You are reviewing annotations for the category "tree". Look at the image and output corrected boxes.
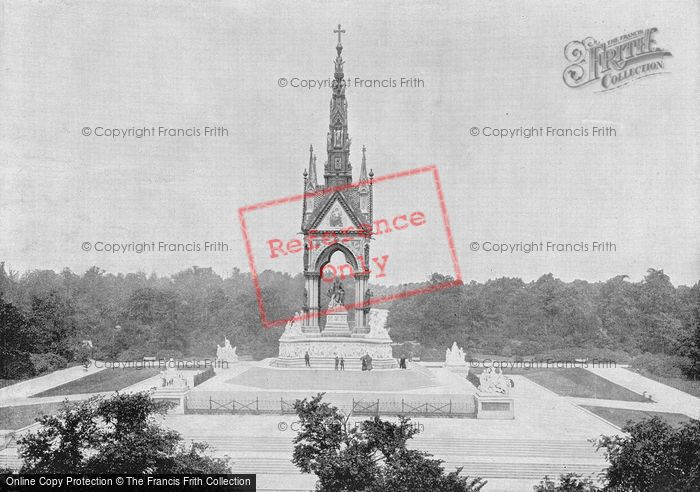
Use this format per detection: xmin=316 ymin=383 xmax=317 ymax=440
xmin=534 ymin=473 xmax=600 ymax=491
xmin=595 ymin=417 xmax=700 ymax=491
xmin=292 ymin=393 xmax=485 ymax=492
xmin=27 ymin=290 xmax=76 ymax=359
xmin=679 ymin=282 xmax=700 ymax=379
xmin=18 ymin=392 xmax=230 ymax=474
xmin=0 ymin=296 xmax=35 ymax=379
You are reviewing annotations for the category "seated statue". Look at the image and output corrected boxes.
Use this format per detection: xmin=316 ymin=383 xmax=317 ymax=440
xmin=327 ymin=278 xmax=345 ymax=308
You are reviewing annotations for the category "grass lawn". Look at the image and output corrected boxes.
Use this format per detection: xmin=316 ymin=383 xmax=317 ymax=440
xmin=30 ymin=368 xmax=160 ymax=398
xmin=0 ymin=402 xmax=65 ymax=430
xmin=582 ymin=405 xmax=694 ymax=428
xmin=513 ymin=368 xmax=649 ymax=401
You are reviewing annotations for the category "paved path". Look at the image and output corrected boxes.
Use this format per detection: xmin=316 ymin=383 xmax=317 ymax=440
xmin=0 ymin=362 xmax=104 ymax=401
xmin=0 ymin=392 xmax=114 ymax=408
xmin=0 ymin=366 xmax=161 ymax=410
xmin=584 ymin=367 xmax=700 ymax=419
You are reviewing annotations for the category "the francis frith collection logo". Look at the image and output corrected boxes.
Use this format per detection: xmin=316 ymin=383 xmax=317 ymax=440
xmin=563 ymin=28 xmax=672 ymax=92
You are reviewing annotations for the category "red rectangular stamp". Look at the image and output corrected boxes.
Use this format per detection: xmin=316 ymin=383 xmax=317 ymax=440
xmin=238 ymin=164 xmax=461 ymax=329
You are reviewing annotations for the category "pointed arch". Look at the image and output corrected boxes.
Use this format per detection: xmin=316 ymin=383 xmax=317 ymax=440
xmin=314 ymin=242 xmax=358 ymax=273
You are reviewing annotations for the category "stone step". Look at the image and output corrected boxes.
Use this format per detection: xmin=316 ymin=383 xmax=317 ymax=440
xmin=0 ymin=440 xmax=606 ymax=479
xmin=229 ymin=457 xmax=604 ymax=480
xmin=183 ymin=436 xmax=604 ymax=459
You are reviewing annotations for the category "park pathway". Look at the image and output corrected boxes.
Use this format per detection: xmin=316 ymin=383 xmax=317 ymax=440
xmin=584 ymin=367 xmax=700 ymax=420
xmin=0 ymin=362 xmax=103 ymax=402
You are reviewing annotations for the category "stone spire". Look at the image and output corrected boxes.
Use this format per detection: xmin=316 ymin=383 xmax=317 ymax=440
xmin=360 ymin=145 xmax=368 ymax=181
xmin=307 ymin=145 xmax=317 ymax=188
xmin=325 ymin=24 xmax=352 ymax=187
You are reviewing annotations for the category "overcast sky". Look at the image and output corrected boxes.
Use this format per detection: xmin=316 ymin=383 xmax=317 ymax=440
xmin=1 ymin=0 xmax=698 ymax=286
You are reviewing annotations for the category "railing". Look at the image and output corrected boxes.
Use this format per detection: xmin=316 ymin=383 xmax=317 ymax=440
xmin=400 ymin=399 xmax=453 ymax=416
xmin=185 ymin=397 xmax=300 ymax=415
xmin=185 ymin=396 xmax=475 ymax=417
xmin=280 ymin=398 xmax=296 ymax=414
xmin=353 ymin=398 xmax=472 ymax=417
xmin=352 ymin=399 xmax=379 ymax=415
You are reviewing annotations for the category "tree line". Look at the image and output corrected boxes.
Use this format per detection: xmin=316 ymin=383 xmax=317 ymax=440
xmin=1 ymin=263 xmax=698 ymax=381
xmin=389 ymin=271 xmax=700 ymax=379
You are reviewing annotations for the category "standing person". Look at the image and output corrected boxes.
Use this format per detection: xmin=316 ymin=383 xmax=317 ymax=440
xmin=340 ymin=356 xmax=345 ymax=371
xmin=334 ymin=354 xmax=339 ymax=371
xmin=305 ymin=351 xmax=310 ymax=368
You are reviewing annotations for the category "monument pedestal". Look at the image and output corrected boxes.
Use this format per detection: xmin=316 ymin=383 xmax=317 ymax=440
xmin=323 ymin=306 xmax=352 ymax=337
xmin=475 ymin=392 xmax=515 ymax=420
xmin=275 ymin=335 xmax=397 ymax=370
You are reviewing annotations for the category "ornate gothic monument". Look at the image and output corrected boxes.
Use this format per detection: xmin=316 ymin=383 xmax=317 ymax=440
xmin=275 ymin=25 xmax=397 ymax=370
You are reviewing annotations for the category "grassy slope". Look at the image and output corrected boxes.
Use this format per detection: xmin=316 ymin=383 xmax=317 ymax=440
xmin=582 ymin=405 xmax=694 ymax=428
xmin=30 ymin=368 xmax=160 ymax=398
xmin=519 ymin=368 xmax=650 ymax=402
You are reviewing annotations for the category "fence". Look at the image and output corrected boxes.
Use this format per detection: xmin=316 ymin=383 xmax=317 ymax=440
xmin=184 ymin=396 xmax=299 ymax=415
xmin=351 ymin=398 xmax=474 ymax=417
xmin=184 ymin=394 xmax=476 ymax=418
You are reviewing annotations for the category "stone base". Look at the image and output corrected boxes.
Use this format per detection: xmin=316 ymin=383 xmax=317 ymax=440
xmin=301 ymin=325 xmax=321 ymax=335
xmin=322 ymin=309 xmax=352 ymax=337
xmin=323 ymin=324 xmax=352 ymax=337
xmin=275 ymin=335 xmax=397 ymax=370
xmin=475 ymin=392 xmax=515 ymax=420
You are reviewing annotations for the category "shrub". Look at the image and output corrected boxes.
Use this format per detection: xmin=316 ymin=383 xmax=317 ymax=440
xmin=630 ymin=353 xmax=690 ymax=378
xmin=1 ymin=353 xmax=35 ymax=379
xmin=534 ymin=473 xmax=599 ymax=491
xmin=30 ymin=353 xmax=68 ymax=375
xmin=117 ymin=346 xmax=149 ymax=361
xmin=596 ymin=417 xmax=700 ymax=491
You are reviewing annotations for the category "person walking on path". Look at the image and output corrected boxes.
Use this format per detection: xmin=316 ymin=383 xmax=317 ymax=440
xmin=334 ymin=355 xmax=339 ymax=371
xmin=340 ymin=356 xmax=345 ymax=371
xmin=305 ymin=351 xmax=310 ymax=367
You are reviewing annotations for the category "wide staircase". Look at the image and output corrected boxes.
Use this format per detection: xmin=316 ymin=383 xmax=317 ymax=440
xmin=0 ymin=430 xmax=607 ymax=486
xmin=151 ymin=385 xmax=189 ymax=403
xmin=178 ymin=433 xmax=607 ymax=484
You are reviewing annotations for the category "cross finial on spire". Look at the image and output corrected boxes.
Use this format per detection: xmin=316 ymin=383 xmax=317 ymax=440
xmin=334 ymin=24 xmax=346 ymax=45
